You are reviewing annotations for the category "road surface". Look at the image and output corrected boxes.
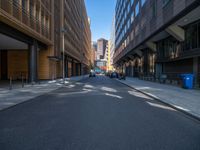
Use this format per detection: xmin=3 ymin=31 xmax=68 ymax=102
xmin=0 ymin=76 xmax=200 ymax=150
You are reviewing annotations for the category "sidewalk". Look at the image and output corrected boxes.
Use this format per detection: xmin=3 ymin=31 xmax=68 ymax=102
xmin=0 ymin=75 xmax=88 ymax=111
xmin=117 ymin=77 xmax=200 ymax=119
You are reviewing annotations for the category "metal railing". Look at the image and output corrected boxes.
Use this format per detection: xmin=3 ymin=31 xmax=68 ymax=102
xmin=0 ymin=0 xmax=51 ymax=40
xmin=8 ymin=72 xmax=28 ymax=90
xmin=138 ymin=72 xmax=183 ymax=85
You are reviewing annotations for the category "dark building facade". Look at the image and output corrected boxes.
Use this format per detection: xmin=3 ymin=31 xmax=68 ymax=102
xmin=91 ymin=41 xmax=97 ymax=66
xmin=97 ymin=38 xmax=108 ymax=60
xmin=114 ymin=0 xmax=200 ymax=88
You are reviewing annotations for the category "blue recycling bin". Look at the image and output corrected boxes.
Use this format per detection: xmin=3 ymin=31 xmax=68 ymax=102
xmin=180 ymin=74 xmax=194 ymax=89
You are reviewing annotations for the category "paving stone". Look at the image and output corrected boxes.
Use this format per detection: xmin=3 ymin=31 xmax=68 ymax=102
xmin=117 ymin=77 xmax=200 ymax=119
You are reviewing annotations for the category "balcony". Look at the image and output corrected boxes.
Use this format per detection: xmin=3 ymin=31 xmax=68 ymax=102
xmin=0 ymin=0 xmax=51 ymax=40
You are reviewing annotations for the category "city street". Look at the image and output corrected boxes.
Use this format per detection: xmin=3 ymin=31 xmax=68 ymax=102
xmin=0 ymin=76 xmax=199 ymax=150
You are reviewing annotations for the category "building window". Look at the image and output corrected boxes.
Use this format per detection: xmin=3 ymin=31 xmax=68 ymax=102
xmin=157 ymin=37 xmax=181 ymax=59
xmin=131 ymin=30 xmax=134 ymax=41
xmin=123 ymin=1 xmax=126 ymax=10
xmin=128 ymin=2 xmax=130 ymax=13
xmin=141 ymin=0 xmax=146 ymax=6
xmin=13 ymin=0 xmax=19 ymax=6
xmin=162 ymin=0 xmax=171 ymax=7
xmin=135 ymin=1 xmax=140 ymax=16
xmin=127 ymin=36 xmax=130 ymax=45
xmin=198 ymin=22 xmax=200 ymax=48
xmin=135 ymin=24 xmax=139 ymax=36
xmin=185 ymin=23 xmax=198 ymax=50
xmin=128 ymin=19 xmax=131 ymax=29
xmin=131 ymin=12 xmax=134 ymax=23
xmin=22 ymin=0 xmax=27 ymax=11
xmin=29 ymin=1 xmax=34 ymax=18
xmin=131 ymin=0 xmax=134 ymax=6
xmin=141 ymin=17 xmax=146 ymax=29
xmin=152 ymin=0 xmax=157 ymax=18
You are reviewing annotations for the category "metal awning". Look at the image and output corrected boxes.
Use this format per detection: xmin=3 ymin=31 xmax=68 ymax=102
xmin=48 ymin=56 xmax=62 ymax=62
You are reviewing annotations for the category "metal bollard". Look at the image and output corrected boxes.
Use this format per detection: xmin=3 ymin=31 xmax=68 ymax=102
xmin=22 ymin=76 xmax=24 ymax=88
xmin=9 ymin=76 xmax=12 ymax=90
xmin=26 ymin=75 xmax=28 ymax=84
xmin=52 ymin=75 xmax=54 ymax=81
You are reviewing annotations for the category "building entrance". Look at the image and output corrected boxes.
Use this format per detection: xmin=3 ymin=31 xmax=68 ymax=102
xmin=0 ymin=33 xmax=29 ymax=82
xmin=0 ymin=51 xmax=8 ymax=80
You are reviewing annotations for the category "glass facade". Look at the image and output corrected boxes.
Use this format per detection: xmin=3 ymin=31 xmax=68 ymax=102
xmin=135 ymin=2 xmax=140 ymax=16
xmin=115 ymin=0 xmax=148 ymax=55
xmin=152 ymin=0 xmax=157 ymax=18
xmin=156 ymin=20 xmax=200 ymax=61
xmin=141 ymin=0 xmax=146 ymax=6
xmin=162 ymin=0 xmax=171 ymax=7
xmin=157 ymin=37 xmax=181 ymax=60
xmin=185 ymin=23 xmax=199 ymax=50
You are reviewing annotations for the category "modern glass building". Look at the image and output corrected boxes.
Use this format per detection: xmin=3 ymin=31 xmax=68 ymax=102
xmin=97 ymin=38 xmax=108 ymax=60
xmin=114 ymin=0 xmax=200 ymax=88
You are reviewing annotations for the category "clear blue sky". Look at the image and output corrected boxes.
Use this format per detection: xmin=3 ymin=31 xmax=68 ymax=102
xmin=85 ymin=0 xmax=116 ymax=42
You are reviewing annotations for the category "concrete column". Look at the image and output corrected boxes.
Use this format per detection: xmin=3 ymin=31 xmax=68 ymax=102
xmin=155 ymin=63 xmax=162 ymax=78
xmin=65 ymin=56 xmax=68 ymax=78
xmin=29 ymin=40 xmax=38 ymax=83
xmin=71 ymin=60 xmax=74 ymax=77
xmin=132 ymin=64 xmax=134 ymax=77
xmin=193 ymin=57 xmax=198 ymax=88
xmin=65 ymin=57 xmax=69 ymax=78
xmin=122 ymin=64 xmax=125 ymax=74
xmin=125 ymin=66 xmax=128 ymax=76
xmin=144 ymin=50 xmax=148 ymax=76
xmin=124 ymin=63 xmax=127 ymax=74
xmin=76 ymin=63 xmax=79 ymax=76
xmin=80 ymin=63 xmax=82 ymax=76
xmin=129 ymin=64 xmax=132 ymax=76
xmin=120 ymin=64 xmax=122 ymax=73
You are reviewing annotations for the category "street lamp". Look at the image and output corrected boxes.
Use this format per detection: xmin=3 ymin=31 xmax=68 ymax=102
xmin=61 ymin=28 xmax=67 ymax=84
xmin=81 ymin=52 xmax=85 ymax=79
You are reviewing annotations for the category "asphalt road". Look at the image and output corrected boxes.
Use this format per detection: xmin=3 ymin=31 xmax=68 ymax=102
xmin=0 ymin=75 xmax=200 ymax=150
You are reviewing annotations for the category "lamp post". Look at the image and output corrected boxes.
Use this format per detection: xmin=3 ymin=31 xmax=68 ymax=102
xmin=61 ymin=28 xmax=67 ymax=84
xmin=81 ymin=52 xmax=85 ymax=79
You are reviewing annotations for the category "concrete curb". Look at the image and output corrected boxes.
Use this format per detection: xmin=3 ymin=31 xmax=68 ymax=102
xmin=116 ymin=79 xmax=200 ymax=123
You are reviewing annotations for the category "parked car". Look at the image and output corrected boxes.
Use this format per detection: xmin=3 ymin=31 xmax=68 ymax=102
xmin=89 ymin=71 xmax=96 ymax=77
xmin=110 ymin=72 xmax=118 ymax=78
xmin=119 ymin=73 xmax=126 ymax=80
xmin=106 ymin=71 xmax=111 ymax=77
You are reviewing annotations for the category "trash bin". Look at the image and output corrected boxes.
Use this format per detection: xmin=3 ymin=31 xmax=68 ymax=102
xmin=180 ymin=74 xmax=194 ymax=89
